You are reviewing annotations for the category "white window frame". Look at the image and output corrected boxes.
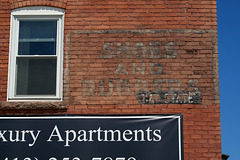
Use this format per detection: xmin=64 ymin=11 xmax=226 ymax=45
xmin=8 ymin=6 xmax=65 ymax=101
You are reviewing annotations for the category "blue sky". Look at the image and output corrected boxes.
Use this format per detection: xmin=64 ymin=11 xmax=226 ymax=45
xmin=217 ymin=0 xmax=240 ymax=159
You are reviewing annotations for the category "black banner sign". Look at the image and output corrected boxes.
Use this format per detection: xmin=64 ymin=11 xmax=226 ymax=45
xmin=0 ymin=114 xmax=183 ymax=160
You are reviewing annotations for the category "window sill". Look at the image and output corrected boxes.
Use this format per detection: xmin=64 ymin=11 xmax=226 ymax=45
xmin=0 ymin=101 xmax=67 ymax=110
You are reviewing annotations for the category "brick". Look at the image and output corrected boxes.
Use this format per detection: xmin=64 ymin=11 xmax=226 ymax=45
xmin=0 ymin=0 xmax=220 ymax=159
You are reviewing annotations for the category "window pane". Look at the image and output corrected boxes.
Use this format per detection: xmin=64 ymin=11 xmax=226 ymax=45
xmin=16 ymin=58 xmax=57 ymax=95
xmin=18 ymin=42 xmax=56 ymax=55
xmin=18 ymin=21 xmax=57 ymax=55
xmin=19 ymin=21 xmax=57 ymax=39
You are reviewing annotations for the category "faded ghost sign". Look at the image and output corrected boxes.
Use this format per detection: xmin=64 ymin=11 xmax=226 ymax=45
xmin=68 ymin=30 xmax=205 ymax=105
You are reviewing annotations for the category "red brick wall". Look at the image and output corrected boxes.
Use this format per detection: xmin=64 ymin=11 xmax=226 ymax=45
xmin=0 ymin=0 xmax=221 ymax=160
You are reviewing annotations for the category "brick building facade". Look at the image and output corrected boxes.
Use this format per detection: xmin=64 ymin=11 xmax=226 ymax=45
xmin=0 ymin=0 xmax=221 ymax=159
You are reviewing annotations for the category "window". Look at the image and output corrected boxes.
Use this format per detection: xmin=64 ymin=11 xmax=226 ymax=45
xmin=8 ymin=7 xmax=64 ymax=101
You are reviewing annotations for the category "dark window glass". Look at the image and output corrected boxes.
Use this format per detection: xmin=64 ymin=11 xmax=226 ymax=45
xmin=16 ymin=58 xmax=57 ymax=95
xmin=18 ymin=21 xmax=57 ymax=55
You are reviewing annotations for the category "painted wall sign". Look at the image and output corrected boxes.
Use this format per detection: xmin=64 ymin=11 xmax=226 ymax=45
xmin=0 ymin=115 xmax=183 ymax=160
xmin=65 ymin=30 xmax=214 ymax=105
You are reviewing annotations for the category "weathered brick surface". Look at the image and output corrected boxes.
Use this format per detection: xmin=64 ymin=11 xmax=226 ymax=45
xmin=66 ymin=30 xmax=218 ymax=107
xmin=0 ymin=0 xmax=221 ymax=160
